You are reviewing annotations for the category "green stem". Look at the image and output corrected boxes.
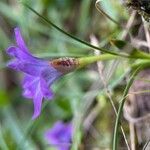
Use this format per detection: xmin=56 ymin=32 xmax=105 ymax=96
xmin=95 ymin=0 xmax=121 ymax=28
xmin=131 ymin=60 xmax=150 ymax=69
xmin=78 ymin=54 xmax=117 ymax=67
xmin=22 ymin=2 xmax=129 ymax=58
xmin=112 ymin=67 xmax=140 ymax=150
xmin=22 ymin=2 xmax=150 ymax=60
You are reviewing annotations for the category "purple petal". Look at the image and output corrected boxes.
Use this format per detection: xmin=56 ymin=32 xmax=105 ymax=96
xmin=40 ymin=77 xmax=54 ymax=99
xmin=14 ymin=27 xmax=29 ymax=52
xmin=22 ymin=75 xmax=54 ymax=119
xmin=6 ymin=27 xmax=65 ymax=119
xmin=41 ymin=67 xmax=62 ymax=85
xmin=7 ymin=46 xmax=53 ymax=77
xmin=22 ymin=89 xmax=32 ymax=99
xmin=18 ymin=62 xmax=45 ymax=76
xmin=7 ymin=59 xmax=20 ymax=71
xmin=8 ymin=60 xmax=48 ymax=76
xmin=23 ymin=75 xmax=54 ymax=99
xmin=22 ymin=75 xmax=36 ymax=88
xmin=6 ymin=46 xmax=41 ymax=63
xmin=44 ymin=121 xmax=72 ymax=150
xmin=32 ymin=87 xmax=43 ymax=119
xmin=22 ymin=76 xmax=39 ymax=97
xmin=6 ymin=46 xmax=17 ymax=57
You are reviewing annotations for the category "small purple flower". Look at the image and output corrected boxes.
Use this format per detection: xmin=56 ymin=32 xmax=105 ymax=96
xmin=44 ymin=121 xmax=72 ymax=150
xmin=6 ymin=28 xmax=64 ymax=119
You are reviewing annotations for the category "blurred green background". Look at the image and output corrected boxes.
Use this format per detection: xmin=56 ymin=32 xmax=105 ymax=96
xmin=0 ymin=0 xmax=131 ymax=149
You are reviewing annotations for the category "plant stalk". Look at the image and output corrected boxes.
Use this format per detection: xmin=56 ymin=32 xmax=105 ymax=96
xmin=112 ymin=67 xmax=140 ymax=150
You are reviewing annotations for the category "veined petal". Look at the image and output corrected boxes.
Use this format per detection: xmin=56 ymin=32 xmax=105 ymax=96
xmin=22 ymin=75 xmax=36 ymax=88
xmin=40 ymin=77 xmax=54 ymax=99
xmin=22 ymin=75 xmax=54 ymax=119
xmin=18 ymin=62 xmax=46 ymax=76
xmin=8 ymin=61 xmax=42 ymax=76
xmin=6 ymin=27 xmax=67 ymax=119
xmin=23 ymin=75 xmax=54 ymax=99
xmin=32 ymin=86 xmax=43 ymax=119
xmin=41 ymin=67 xmax=62 ymax=85
xmin=22 ymin=75 xmax=39 ymax=96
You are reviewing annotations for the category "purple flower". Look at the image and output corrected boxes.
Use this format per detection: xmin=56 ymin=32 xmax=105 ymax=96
xmin=44 ymin=121 xmax=72 ymax=150
xmin=6 ymin=28 xmax=63 ymax=119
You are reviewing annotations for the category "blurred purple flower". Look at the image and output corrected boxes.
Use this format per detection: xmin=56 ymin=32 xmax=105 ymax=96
xmin=44 ymin=121 xmax=72 ymax=150
xmin=6 ymin=28 xmax=63 ymax=119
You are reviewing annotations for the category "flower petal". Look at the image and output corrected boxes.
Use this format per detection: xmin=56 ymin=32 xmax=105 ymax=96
xmin=8 ymin=61 xmax=47 ymax=76
xmin=44 ymin=121 xmax=72 ymax=150
xmin=41 ymin=67 xmax=62 ymax=85
xmin=7 ymin=59 xmax=20 ymax=71
xmin=22 ymin=75 xmax=54 ymax=119
xmin=40 ymin=77 xmax=54 ymax=99
xmin=6 ymin=27 xmax=65 ymax=120
xmin=32 ymin=81 xmax=43 ymax=119
xmin=15 ymin=27 xmax=29 ymax=52
xmin=6 ymin=46 xmax=17 ymax=57
xmin=22 ymin=75 xmax=39 ymax=96
xmin=6 ymin=46 xmax=41 ymax=63
xmin=18 ymin=62 xmax=44 ymax=76
xmin=22 ymin=89 xmax=32 ymax=99
xmin=22 ymin=75 xmax=37 ymax=88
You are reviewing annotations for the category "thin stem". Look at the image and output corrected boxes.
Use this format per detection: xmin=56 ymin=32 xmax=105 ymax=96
xmin=112 ymin=67 xmax=140 ymax=150
xmin=131 ymin=60 xmax=150 ymax=70
xmin=129 ymin=123 xmax=136 ymax=150
xmin=78 ymin=54 xmax=117 ymax=67
xmin=93 ymin=52 xmax=130 ymax=149
xmin=22 ymin=3 xmax=150 ymax=60
xmin=95 ymin=0 xmax=122 ymax=27
xmin=22 ymin=2 xmax=129 ymax=58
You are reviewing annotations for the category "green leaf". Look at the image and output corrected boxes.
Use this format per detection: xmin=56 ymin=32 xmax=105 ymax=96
xmin=110 ymin=39 xmax=127 ymax=49
xmin=112 ymin=67 xmax=141 ymax=150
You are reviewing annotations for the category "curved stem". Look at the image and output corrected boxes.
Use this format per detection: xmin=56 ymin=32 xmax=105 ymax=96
xmin=22 ymin=2 xmax=129 ymax=58
xmin=112 ymin=67 xmax=140 ymax=150
xmin=95 ymin=0 xmax=121 ymax=27
xmin=22 ymin=2 xmax=150 ymax=61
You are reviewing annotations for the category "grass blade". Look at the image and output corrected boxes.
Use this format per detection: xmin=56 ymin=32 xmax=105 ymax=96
xmin=112 ymin=67 xmax=141 ymax=150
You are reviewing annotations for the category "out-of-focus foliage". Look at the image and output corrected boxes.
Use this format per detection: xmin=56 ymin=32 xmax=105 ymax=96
xmin=0 ymin=0 xmax=143 ymax=150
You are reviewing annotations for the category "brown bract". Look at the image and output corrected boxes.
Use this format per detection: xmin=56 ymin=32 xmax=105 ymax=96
xmin=50 ymin=57 xmax=79 ymax=74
